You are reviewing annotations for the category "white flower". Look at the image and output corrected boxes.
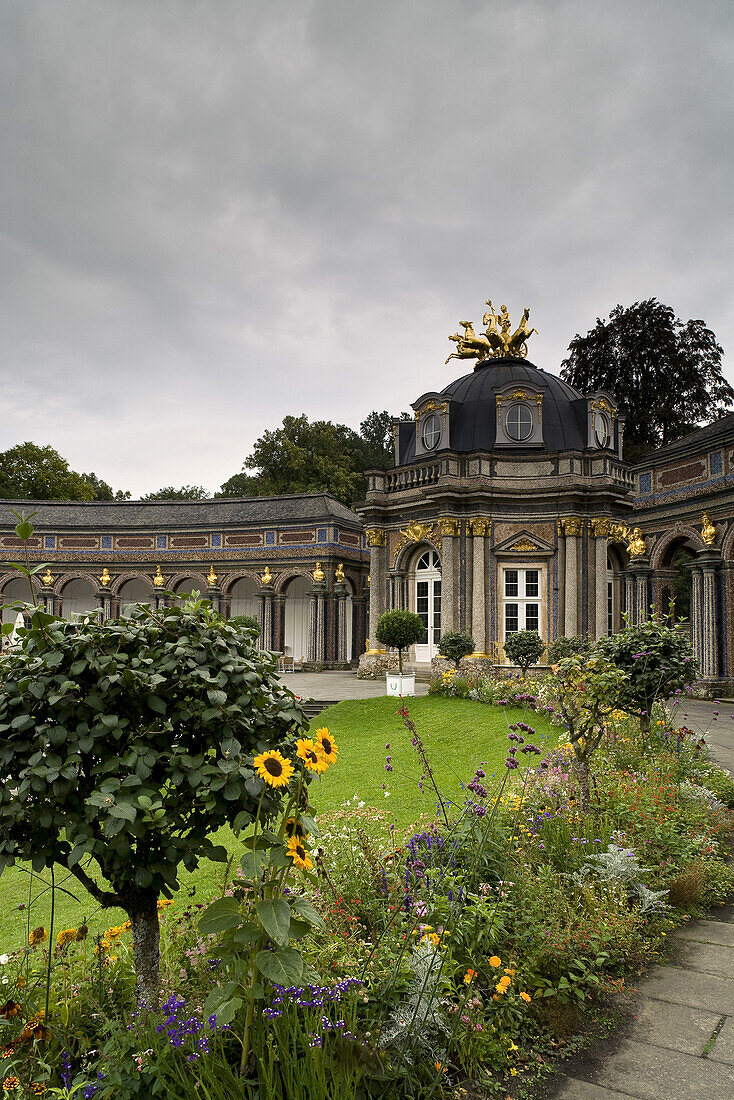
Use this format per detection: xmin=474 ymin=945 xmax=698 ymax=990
xmin=0 ymin=954 xmax=9 ymax=965
xmin=1 ymin=976 xmax=8 ymax=985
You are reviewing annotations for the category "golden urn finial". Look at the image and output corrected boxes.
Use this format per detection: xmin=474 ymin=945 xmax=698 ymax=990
xmin=701 ymin=512 xmax=716 ymax=546
xmin=207 ymin=565 xmax=218 ymax=586
xmin=261 ymin=565 xmax=273 ymax=586
xmin=153 ymin=565 xmax=165 ymax=587
xmin=335 ymin=562 xmax=345 ymax=583
xmin=99 ymin=567 xmax=111 ymax=587
xmin=41 ymin=567 xmax=54 ymax=587
xmin=446 ymin=300 xmax=537 ymax=365
xmin=313 ymin=561 xmax=325 ymax=583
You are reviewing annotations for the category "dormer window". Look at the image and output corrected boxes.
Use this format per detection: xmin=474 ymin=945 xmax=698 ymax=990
xmin=495 ymin=385 xmax=545 ymax=447
xmin=506 ymin=402 xmax=533 ymax=442
xmin=594 ymin=411 xmax=611 ymax=448
xmin=586 ymin=394 xmax=618 ymax=452
xmin=421 ymin=412 xmax=442 ymax=450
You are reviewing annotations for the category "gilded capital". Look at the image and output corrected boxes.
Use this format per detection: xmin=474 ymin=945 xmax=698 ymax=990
xmin=468 ymin=517 xmax=491 ymax=537
xmin=365 ymin=528 xmax=387 ymax=547
xmin=590 ymin=517 xmax=613 ymax=538
xmin=437 ymin=517 xmax=461 ymax=537
xmin=560 ymin=517 xmax=583 ymax=537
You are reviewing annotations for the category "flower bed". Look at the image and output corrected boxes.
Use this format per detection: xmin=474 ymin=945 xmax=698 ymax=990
xmin=2 ymin=698 xmax=733 ymax=1097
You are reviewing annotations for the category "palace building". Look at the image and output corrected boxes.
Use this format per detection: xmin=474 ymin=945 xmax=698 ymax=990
xmin=2 ymin=302 xmax=734 ymax=683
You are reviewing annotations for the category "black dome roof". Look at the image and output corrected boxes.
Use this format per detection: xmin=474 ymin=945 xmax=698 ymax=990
xmin=401 ymin=358 xmax=588 ymax=462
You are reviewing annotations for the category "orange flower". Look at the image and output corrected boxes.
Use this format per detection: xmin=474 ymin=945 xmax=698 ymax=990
xmin=520 ymin=991 xmax=532 ymax=1003
xmin=0 ymin=1002 xmax=22 ymax=1020
xmin=463 ymin=968 xmax=477 ymax=985
xmin=488 ymin=955 xmax=501 ymax=968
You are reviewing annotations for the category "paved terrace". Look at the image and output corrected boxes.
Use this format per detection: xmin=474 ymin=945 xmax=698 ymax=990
xmin=276 ymin=673 xmax=734 ymax=1096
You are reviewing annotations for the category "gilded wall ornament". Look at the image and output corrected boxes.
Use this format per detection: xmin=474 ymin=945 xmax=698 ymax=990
xmin=313 ymin=562 xmax=325 ymax=583
xmin=261 ymin=566 xmax=273 ymax=586
xmin=365 ymin=528 xmax=387 ymax=547
xmin=335 ymin=562 xmax=345 ymax=582
xmin=153 ymin=565 xmax=165 ymax=587
xmin=99 ymin=567 xmax=111 ymax=587
xmin=414 ymin=400 xmax=448 ymax=421
xmin=41 ymin=567 xmax=54 ymax=587
xmin=509 ymin=538 xmax=538 ymax=552
xmin=446 ymin=300 xmax=537 ymax=364
xmin=399 ymin=521 xmax=435 ymax=543
xmin=610 ymin=522 xmax=630 ymax=544
xmin=701 ymin=512 xmax=717 ymax=546
xmin=207 ymin=565 xmax=218 ymax=586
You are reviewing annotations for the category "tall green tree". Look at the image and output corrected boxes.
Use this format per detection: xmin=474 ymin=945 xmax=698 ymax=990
xmin=218 ymin=410 xmax=409 ymax=505
xmin=81 ymin=471 xmax=131 ymax=501
xmin=0 ymin=442 xmax=96 ymax=501
xmin=560 ymin=300 xmax=734 ymax=462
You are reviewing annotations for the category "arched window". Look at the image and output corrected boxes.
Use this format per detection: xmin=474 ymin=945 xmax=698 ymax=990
xmin=506 ymin=402 xmax=533 ymax=442
xmin=421 ymin=413 xmax=442 ymax=450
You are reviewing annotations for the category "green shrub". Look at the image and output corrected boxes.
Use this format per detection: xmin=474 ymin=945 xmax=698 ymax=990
xmin=699 ymin=767 xmax=734 ymax=807
xmin=437 ymin=630 xmax=475 ymax=667
xmin=547 ymin=635 xmax=592 ymax=662
xmin=227 ymin=613 xmax=260 ymax=638
xmin=503 ymin=629 xmax=545 ymax=672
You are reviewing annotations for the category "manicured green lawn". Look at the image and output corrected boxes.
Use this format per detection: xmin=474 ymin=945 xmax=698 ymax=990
xmin=0 ymin=697 xmax=559 ymax=950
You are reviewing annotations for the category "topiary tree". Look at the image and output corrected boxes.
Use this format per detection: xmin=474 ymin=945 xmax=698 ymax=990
xmin=595 ymin=611 xmax=698 ymax=734
xmin=0 ymin=595 xmax=305 ymax=1006
xmin=228 ymin=614 xmax=261 ymax=639
xmin=503 ymin=629 xmax=545 ymax=673
xmin=547 ymin=635 xmax=592 ymax=663
xmin=438 ymin=630 xmax=475 ymax=668
xmin=375 ymin=609 xmax=426 ymax=674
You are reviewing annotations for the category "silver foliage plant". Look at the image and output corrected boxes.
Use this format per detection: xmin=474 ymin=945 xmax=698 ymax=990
xmin=572 ymin=843 xmax=668 ymax=914
xmin=380 ymin=942 xmax=450 ymax=1064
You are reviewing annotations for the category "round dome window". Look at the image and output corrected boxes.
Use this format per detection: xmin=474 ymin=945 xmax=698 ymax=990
xmin=595 ymin=412 xmax=610 ymax=448
xmin=421 ymin=412 xmax=442 ymax=450
xmin=506 ymin=403 xmax=533 ymax=442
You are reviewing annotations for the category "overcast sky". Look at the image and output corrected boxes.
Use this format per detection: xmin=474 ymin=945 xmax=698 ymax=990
xmin=1 ymin=0 xmax=732 ymax=497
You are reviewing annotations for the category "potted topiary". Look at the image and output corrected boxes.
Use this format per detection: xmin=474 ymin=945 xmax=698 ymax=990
xmin=375 ymin=609 xmax=426 ymax=696
xmin=438 ymin=630 xmax=475 ymax=669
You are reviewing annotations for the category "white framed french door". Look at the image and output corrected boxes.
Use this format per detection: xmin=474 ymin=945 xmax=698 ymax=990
xmin=414 ymin=549 xmax=442 ymax=661
xmin=500 ymin=565 xmax=545 ymax=657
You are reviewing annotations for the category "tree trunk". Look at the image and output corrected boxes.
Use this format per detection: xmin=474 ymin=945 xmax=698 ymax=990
xmin=574 ymin=758 xmax=591 ymax=816
xmin=127 ymin=889 xmax=161 ymax=1008
xmin=640 ymin=712 xmax=651 ymax=737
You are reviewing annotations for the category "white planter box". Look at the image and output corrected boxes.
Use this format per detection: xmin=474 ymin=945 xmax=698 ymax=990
xmin=386 ymin=672 xmax=416 ymax=697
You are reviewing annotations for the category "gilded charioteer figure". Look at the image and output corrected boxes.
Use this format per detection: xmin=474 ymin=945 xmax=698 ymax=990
xmin=446 ymin=300 xmax=537 ymax=364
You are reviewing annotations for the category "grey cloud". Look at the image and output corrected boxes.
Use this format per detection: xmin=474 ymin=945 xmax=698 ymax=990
xmin=0 ymin=0 xmax=732 ymax=494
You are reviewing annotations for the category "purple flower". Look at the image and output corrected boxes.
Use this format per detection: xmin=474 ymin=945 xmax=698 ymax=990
xmin=505 ymin=757 xmax=519 ymax=770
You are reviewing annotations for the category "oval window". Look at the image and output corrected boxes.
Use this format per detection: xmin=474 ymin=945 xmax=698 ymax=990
xmin=421 ymin=412 xmax=442 ymax=450
xmin=595 ymin=412 xmax=610 ymax=448
xmin=506 ymin=403 xmax=533 ymax=442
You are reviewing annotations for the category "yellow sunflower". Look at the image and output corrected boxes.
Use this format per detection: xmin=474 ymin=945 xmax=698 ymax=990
xmin=285 ymin=817 xmax=307 ymax=840
xmin=55 ymin=929 xmax=76 ymax=948
xmin=28 ymin=927 xmax=47 ymax=946
xmin=253 ymin=750 xmax=295 ymax=788
xmin=296 ymin=738 xmax=328 ymax=774
xmin=313 ymin=728 xmax=338 ymax=765
xmin=286 ymin=835 xmax=313 ymax=871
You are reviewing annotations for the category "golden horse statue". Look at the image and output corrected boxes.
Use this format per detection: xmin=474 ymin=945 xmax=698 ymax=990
xmin=447 ymin=301 xmax=537 ymax=364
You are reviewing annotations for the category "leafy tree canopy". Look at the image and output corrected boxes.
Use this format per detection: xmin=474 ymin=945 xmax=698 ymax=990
xmin=81 ymin=471 xmax=131 ymax=501
xmin=503 ymin=629 xmax=545 ymax=672
xmin=560 ymin=299 xmax=734 ymax=462
xmin=375 ymin=609 xmax=425 ymax=673
xmin=141 ymin=484 xmax=210 ymax=500
xmin=0 ymin=442 xmax=121 ymax=501
xmin=218 ymin=410 xmax=410 ymax=505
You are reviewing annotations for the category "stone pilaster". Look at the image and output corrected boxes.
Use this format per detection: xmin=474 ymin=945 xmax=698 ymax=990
xmin=560 ymin=518 xmax=582 ymax=636
xmin=334 ymin=582 xmax=348 ymax=663
xmin=437 ymin=518 xmax=461 ymax=635
xmin=698 ymin=549 xmax=721 ymax=679
xmin=39 ymin=585 xmax=55 ymax=615
xmin=365 ymin=528 xmax=388 ymax=651
xmin=633 ymin=563 xmax=651 ymax=624
xmin=206 ymin=584 xmax=221 ymax=614
xmin=468 ymin=518 xmax=490 ymax=654
xmin=624 ymin=572 xmax=635 ymax=623
xmin=258 ymin=587 xmax=274 ymax=649
xmin=691 ymin=566 xmax=703 ymax=672
xmin=591 ymin=518 xmax=612 ymax=639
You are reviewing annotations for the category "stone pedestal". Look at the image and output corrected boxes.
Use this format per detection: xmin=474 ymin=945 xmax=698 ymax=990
xmin=206 ymin=584 xmax=221 ymax=614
